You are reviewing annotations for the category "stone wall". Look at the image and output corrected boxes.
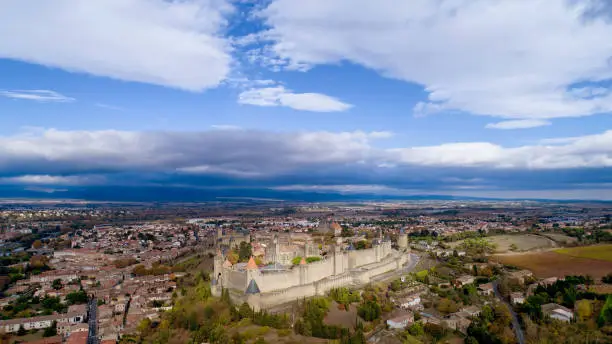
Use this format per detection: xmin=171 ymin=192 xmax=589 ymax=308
xmin=214 ymin=241 xmax=409 ymax=308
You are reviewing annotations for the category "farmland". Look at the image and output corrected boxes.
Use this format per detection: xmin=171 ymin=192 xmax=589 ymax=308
xmin=540 ymin=232 xmax=578 ymax=245
xmin=555 ymin=244 xmax=612 ymax=262
xmin=494 ymin=251 xmax=612 ymax=278
xmin=449 ymin=234 xmax=554 ymax=253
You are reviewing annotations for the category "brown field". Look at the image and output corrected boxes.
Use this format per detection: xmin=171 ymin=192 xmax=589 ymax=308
xmin=494 ymin=251 xmax=612 ymax=278
xmin=324 ymin=301 xmax=358 ymax=329
xmin=590 ymin=284 xmax=612 ymax=294
xmin=555 ymin=244 xmax=612 ymax=262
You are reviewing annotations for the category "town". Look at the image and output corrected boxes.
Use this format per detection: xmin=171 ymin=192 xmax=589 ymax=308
xmin=1 ymin=200 xmax=612 ymax=344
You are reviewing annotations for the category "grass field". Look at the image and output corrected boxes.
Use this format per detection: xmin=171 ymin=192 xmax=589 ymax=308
xmin=541 ymin=233 xmax=578 ymax=244
xmin=449 ymin=234 xmax=554 ymax=253
xmin=494 ymin=251 xmax=612 ymax=278
xmin=555 ymin=244 xmax=612 ymax=262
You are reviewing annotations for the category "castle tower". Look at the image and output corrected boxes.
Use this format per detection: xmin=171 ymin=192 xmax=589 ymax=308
xmin=217 ymin=227 xmax=223 ymax=240
xmin=333 ymin=238 xmax=344 ymax=275
xmin=299 ymin=257 xmax=307 ymax=284
xmin=246 ymin=256 xmax=259 ymax=290
xmin=213 ymin=248 xmax=223 ymax=282
xmin=398 ymin=228 xmax=408 ymax=250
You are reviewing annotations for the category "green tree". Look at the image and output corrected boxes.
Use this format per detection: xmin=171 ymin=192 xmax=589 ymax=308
xmin=238 ymin=242 xmax=252 ymax=262
xmin=357 ymin=300 xmax=381 ymax=321
xmin=43 ymin=321 xmax=57 ymax=337
xmin=576 ymin=300 xmax=593 ymax=321
xmin=239 ymin=302 xmax=253 ymax=319
xmin=341 ymin=228 xmax=354 ymax=237
xmin=66 ymin=290 xmax=88 ymax=305
xmin=52 ymin=278 xmax=63 ymax=290
xmin=408 ymin=322 xmax=424 ymax=336
xmin=17 ymin=325 xmax=27 ymax=336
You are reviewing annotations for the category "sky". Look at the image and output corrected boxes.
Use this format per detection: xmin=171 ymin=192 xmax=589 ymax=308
xmin=1 ymin=0 xmax=612 ymax=201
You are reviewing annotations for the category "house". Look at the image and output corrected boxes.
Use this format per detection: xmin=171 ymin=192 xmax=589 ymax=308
xmin=508 ymin=270 xmax=533 ymax=285
xmin=57 ymin=322 xmax=89 ymax=336
xmin=444 ymin=314 xmax=472 ymax=334
xmin=386 ymin=312 xmax=414 ymax=329
xmin=510 ymin=292 xmax=525 ymax=305
xmin=455 ymin=275 xmax=475 ymax=287
xmin=477 ymin=283 xmax=494 ymax=296
xmin=460 ymin=305 xmax=482 ymax=317
xmin=542 ymin=303 xmax=574 ymax=322
xmin=419 ymin=312 xmax=442 ymax=326
xmin=0 ymin=312 xmax=85 ymax=333
xmin=397 ymin=294 xmax=421 ymax=309
xmin=66 ymin=330 xmax=89 ymax=344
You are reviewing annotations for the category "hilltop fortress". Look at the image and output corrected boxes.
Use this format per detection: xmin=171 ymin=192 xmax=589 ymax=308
xmin=212 ymin=226 xmax=411 ymax=310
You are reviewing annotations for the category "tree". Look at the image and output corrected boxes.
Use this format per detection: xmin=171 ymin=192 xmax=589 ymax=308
xmin=43 ymin=321 xmax=57 ymax=337
xmin=408 ymin=322 xmax=424 ymax=336
xmin=239 ymin=302 xmax=253 ymax=319
xmin=17 ymin=325 xmax=27 ymax=336
xmin=292 ymin=256 xmax=303 ymax=265
xmin=238 ymin=242 xmax=252 ymax=262
xmin=66 ymin=290 xmax=88 ymax=305
xmin=32 ymin=240 xmax=43 ymax=249
xmin=227 ymin=251 xmax=239 ymax=265
xmin=341 ymin=228 xmax=354 ymax=237
xmin=576 ymin=300 xmax=593 ymax=321
xmin=358 ymin=300 xmax=381 ymax=321
xmin=509 ymin=243 xmax=518 ymax=251
xmin=52 ymin=278 xmax=63 ymax=290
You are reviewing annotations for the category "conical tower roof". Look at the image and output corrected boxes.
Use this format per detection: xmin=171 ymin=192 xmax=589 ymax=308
xmin=245 ymin=279 xmax=261 ymax=294
xmin=246 ymin=256 xmax=258 ymax=270
xmin=223 ymin=259 xmax=233 ymax=268
xmin=300 ymin=257 xmax=307 ymax=265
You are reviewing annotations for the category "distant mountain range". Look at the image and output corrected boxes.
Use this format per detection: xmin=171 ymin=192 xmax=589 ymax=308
xmin=0 ymin=185 xmax=609 ymax=203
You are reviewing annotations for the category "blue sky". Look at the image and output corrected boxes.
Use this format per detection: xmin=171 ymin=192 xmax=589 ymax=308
xmin=1 ymin=0 xmax=612 ymax=200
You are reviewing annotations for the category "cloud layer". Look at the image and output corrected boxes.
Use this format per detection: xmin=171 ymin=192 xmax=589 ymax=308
xmin=238 ymin=86 xmax=352 ymax=112
xmin=0 ymin=128 xmax=610 ymax=199
xmin=0 ymin=0 xmax=232 ymax=91
xmin=258 ymin=0 xmax=612 ymax=121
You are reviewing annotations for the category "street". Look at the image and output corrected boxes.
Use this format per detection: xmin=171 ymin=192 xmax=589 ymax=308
xmin=492 ymin=281 xmax=525 ymax=344
xmin=87 ymin=298 xmax=99 ymax=344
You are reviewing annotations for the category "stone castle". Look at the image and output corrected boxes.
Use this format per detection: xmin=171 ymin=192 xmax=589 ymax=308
xmin=212 ymin=228 xmax=411 ymax=310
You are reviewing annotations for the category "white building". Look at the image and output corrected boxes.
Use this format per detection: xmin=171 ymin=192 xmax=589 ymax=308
xmin=0 ymin=312 xmax=85 ymax=333
xmin=386 ymin=313 xmax=414 ymax=329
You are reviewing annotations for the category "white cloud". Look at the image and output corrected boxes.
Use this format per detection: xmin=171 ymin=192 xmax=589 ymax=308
xmin=238 ymin=86 xmax=352 ymax=112
xmin=0 ymin=174 xmax=102 ymax=185
xmin=95 ymin=103 xmax=124 ymax=111
xmin=389 ymin=130 xmax=612 ymax=169
xmin=0 ymin=0 xmax=232 ymax=91
xmin=486 ymin=119 xmax=551 ymax=130
xmin=0 ymin=90 xmax=74 ymax=102
xmin=259 ymin=0 xmax=612 ymax=121
xmin=0 ymin=128 xmax=383 ymax=176
xmin=210 ymin=124 xmax=243 ymax=131
xmin=274 ymin=184 xmax=407 ymax=194
xmin=0 ymin=129 xmax=610 ymax=183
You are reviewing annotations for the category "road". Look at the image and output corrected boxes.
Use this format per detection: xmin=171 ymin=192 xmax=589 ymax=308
xmin=369 ymin=253 xmax=420 ymax=283
xmin=87 ymin=298 xmax=99 ymax=344
xmin=492 ymin=281 xmax=525 ymax=344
